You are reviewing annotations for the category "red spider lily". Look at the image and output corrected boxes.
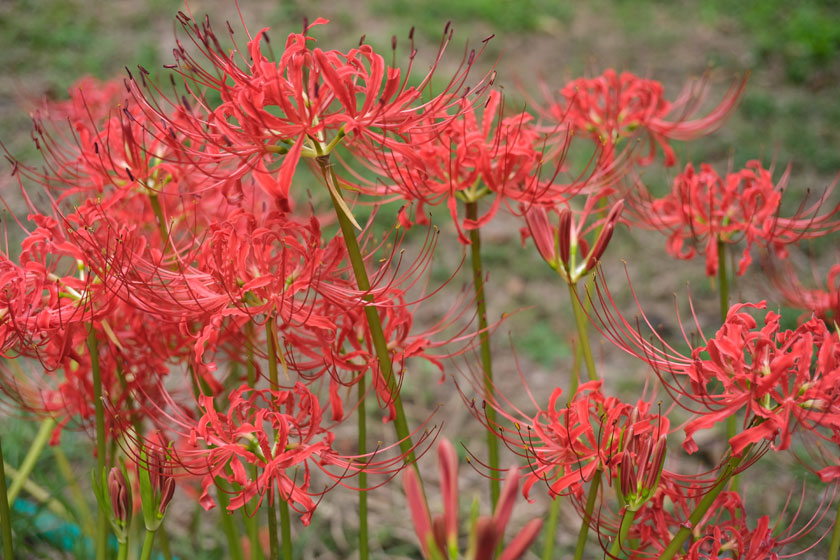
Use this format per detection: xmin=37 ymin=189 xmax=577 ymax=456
xmin=403 ymin=437 xmax=543 ymax=560
xmin=536 ymin=69 xmax=746 ymax=167
xmin=521 ymin=196 xmax=625 ymax=283
xmin=5 ymin=76 xmax=189 ymax=208
xmin=588 ymin=268 xmax=840 ymax=455
xmin=631 ymin=160 xmax=840 ymax=276
xmin=125 ymin=12 xmax=494 ymax=200
xmin=169 ymin=382 xmax=425 ymax=525
xmin=460 ymin=376 xmax=671 ymax=502
xmin=769 ymin=260 xmax=840 ymax=327
xmin=353 ymin=89 xmax=594 ymax=243
xmin=0 ymin=212 xmax=112 ymax=363
xmin=623 ymin=482 xmax=831 ymax=560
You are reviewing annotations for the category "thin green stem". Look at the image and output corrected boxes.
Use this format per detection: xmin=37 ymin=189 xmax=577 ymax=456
xmin=117 ymin=540 xmax=129 ymax=560
xmin=217 ymin=480 xmax=246 ymax=560
xmin=465 ymin=201 xmax=500 ymax=508
xmin=358 ymin=376 xmax=369 ymax=560
xmin=569 ymin=282 xmax=598 ymax=382
xmin=6 ymin=416 xmax=55 ymax=504
xmin=266 ymin=321 xmax=280 ymax=389
xmin=0 ymin=438 xmax=14 ymax=560
xmin=717 ymin=239 xmax=739 ymax=494
xmin=657 ymin=449 xmax=748 ymax=560
xmin=717 ymin=237 xmax=729 ymax=322
xmin=829 ymin=494 xmax=840 ymax=560
xmin=149 ymin=193 xmax=171 ymax=255
xmin=88 ymin=328 xmax=109 ymax=560
xmin=265 ymin=320 xmax=292 ymax=560
xmin=279 ymin=499 xmax=293 ymax=560
xmin=573 ymin=469 xmax=602 ymax=560
xmin=267 ymin=492 xmax=280 ymax=560
xmin=541 ymin=495 xmax=561 ymax=560
xmin=609 ymin=507 xmax=636 ymax=558
xmin=317 ymin=157 xmax=416 ymax=464
xmin=243 ymin=503 xmax=263 ymax=560
xmin=139 ymin=529 xmax=156 ymax=560
xmin=2 ymin=462 xmax=71 ymax=520
xmin=54 ymin=445 xmax=95 ymax=537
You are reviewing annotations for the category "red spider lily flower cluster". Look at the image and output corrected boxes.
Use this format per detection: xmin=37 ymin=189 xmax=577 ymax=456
xmin=403 ymin=438 xmax=543 ymax=560
xmin=1 ymin=10 xmax=496 ymax=532
xmin=589 ymin=274 xmax=840 ymax=455
xmin=537 ymin=69 xmax=746 ymax=167
xmin=631 ymin=160 xmax=840 ymax=276
xmin=355 ymin=89 xmax=595 ymax=242
xmin=612 ymin=482 xmax=827 ymax=559
xmin=124 ymin=14 xmax=494 ymax=203
xmin=460 ymin=377 xmax=671 ymax=502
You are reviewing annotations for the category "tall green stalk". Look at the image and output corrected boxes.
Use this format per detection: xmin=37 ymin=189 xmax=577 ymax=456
xmin=717 ymin=237 xmax=729 ymax=322
xmin=569 ymin=282 xmax=598 ymax=387
xmin=658 ymin=448 xmax=748 ymax=560
xmin=88 ymin=328 xmax=109 ymax=560
xmin=608 ymin=507 xmax=636 ymax=559
xmin=6 ymin=416 xmax=55 ymax=504
xmin=279 ymin=500 xmax=293 ymax=560
xmin=0 ymin=437 xmax=14 ymax=560
xmin=541 ymin=496 xmax=561 ymax=560
xmin=829 ymin=494 xmax=840 ymax=560
xmin=717 ymin=238 xmax=739 ymax=493
xmin=465 ymin=201 xmax=500 ymax=508
xmin=139 ymin=529 xmax=156 ymax=560
xmin=317 ymin=157 xmax=417 ymax=464
xmin=216 ymin=481 xmax=245 ymax=560
xmin=358 ymin=372 xmax=369 ymax=560
xmin=266 ymin=497 xmax=280 ymax=560
xmin=265 ymin=321 xmax=285 ymax=560
xmin=572 ymin=469 xmax=602 ymax=560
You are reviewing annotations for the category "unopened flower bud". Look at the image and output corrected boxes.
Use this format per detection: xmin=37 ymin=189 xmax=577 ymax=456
xmin=107 ymin=467 xmax=131 ymax=526
xmin=585 ymin=199 xmax=624 ymax=272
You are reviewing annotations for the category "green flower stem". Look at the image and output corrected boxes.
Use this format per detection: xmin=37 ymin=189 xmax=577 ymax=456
xmin=139 ymin=529 xmax=156 ymax=560
xmin=264 ymin=321 xmax=288 ymax=560
xmin=215 ymin=477 xmax=245 ymax=560
xmin=358 ymin=375 xmax=369 ymax=560
xmin=243 ymin=503 xmax=263 ymax=560
xmin=573 ymin=468 xmax=602 ymax=560
xmin=216 ymin=480 xmax=245 ymax=560
xmin=608 ymin=507 xmax=636 ymax=558
xmin=717 ymin=237 xmax=729 ymax=323
xmin=6 ymin=416 xmax=55 ymax=504
xmin=657 ymin=448 xmax=748 ymax=560
xmin=717 ymin=239 xmax=739 ymax=494
xmin=2 ymin=462 xmax=71 ymax=520
xmin=279 ymin=499 xmax=293 ymax=560
xmin=87 ymin=328 xmax=109 ymax=560
xmin=465 ymin=201 xmax=500 ymax=508
xmin=117 ymin=540 xmax=129 ymax=560
xmin=569 ymin=281 xmax=598 ymax=387
xmin=829 ymin=495 xmax=840 ymax=560
xmin=317 ymin=157 xmax=416 ymax=465
xmin=149 ymin=193 xmax=171 ymax=255
xmin=541 ymin=495 xmax=562 ymax=560
xmin=0 ymin=438 xmax=14 ymax=560
xmin=54 ymin=445 xmax=96 ymax=538
xmin=267 ymin=495 xmax=280 ymax=560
